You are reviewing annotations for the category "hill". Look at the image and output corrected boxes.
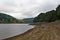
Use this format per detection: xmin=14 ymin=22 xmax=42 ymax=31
xmin=23 ymin=18 xmax=33 ymax=23
xmin=0 ymin=13 xmax=23 ymax=23
xmin=4 ymin=20 xmax=60 ymax=40
xmin=33 ymin=5 xmax=60 ymax=22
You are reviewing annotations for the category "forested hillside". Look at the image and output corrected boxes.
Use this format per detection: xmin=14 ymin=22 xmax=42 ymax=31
xmin=0 ymin=13 xmax=23 ymax=23
xmin=23 ymin=18 xmax=33 ymax=23
xmin=33 ymin=5 xmax=60 ymax=22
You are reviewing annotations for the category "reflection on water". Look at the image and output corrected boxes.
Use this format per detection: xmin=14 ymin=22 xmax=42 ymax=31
xmin=0 ymin=24 xmax=34 ymax=40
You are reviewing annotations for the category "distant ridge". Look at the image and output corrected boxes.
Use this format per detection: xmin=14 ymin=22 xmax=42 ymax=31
xmin=23 ymin=18 xmax=34 ymax=23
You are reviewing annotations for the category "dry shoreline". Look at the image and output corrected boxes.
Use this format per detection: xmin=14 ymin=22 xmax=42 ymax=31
xmin=3 ymin=21 xmax=60 ymax=40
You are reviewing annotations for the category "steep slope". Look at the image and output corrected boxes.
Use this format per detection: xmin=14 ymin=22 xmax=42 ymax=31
xmin=33 ymin=5 xmax=60 ymax=22
xmin=4 ymin=21 xmax=60 ymax=40
xmin=0 ymin=13 xmax=23 ymax=23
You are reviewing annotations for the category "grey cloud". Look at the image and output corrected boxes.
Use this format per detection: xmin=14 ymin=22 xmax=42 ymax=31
xmin=0 ymin=0 xmax=60 ymax=19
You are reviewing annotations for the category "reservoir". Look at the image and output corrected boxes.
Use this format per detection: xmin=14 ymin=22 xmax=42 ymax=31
xmin=0 ymin=24 xmax=34 ymax=40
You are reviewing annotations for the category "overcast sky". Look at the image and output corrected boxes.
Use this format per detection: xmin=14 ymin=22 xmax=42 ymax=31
xmin=0 ymin=0 xmax=60 ymax=19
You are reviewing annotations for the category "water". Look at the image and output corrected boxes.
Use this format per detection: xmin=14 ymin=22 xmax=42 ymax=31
xmin=0 ymin=24 xmax=34 ymax=40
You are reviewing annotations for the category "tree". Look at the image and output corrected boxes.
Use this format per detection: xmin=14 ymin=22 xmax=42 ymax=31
xmin=33 ymin=5 xmax=60 ymax=23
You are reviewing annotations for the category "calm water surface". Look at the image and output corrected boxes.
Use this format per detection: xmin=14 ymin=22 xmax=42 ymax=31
xmin=0 ymin=24 xmax=34 ymax=40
